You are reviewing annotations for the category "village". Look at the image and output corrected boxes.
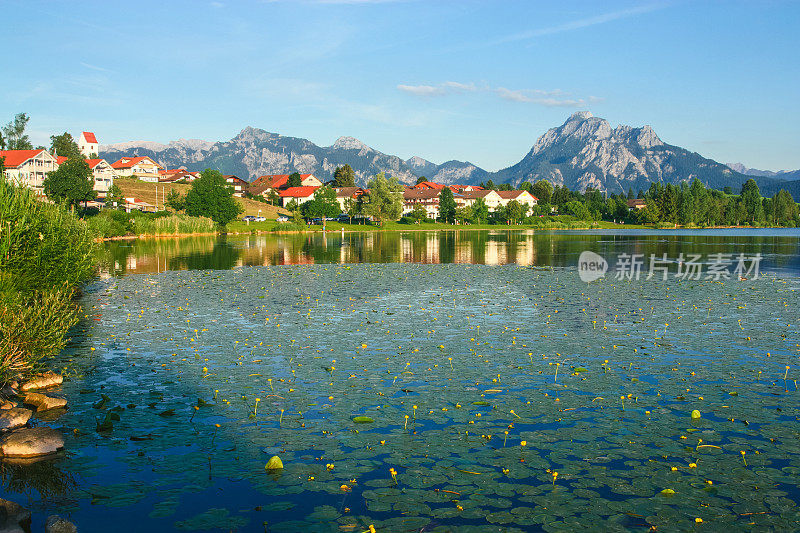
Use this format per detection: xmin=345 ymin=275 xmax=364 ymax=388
xmin=0 ymin=131 xmax=551 ymax=221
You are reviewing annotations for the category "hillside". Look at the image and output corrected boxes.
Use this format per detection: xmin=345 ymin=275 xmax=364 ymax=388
xmin=114 ymin=178 xmax=288 ymax=218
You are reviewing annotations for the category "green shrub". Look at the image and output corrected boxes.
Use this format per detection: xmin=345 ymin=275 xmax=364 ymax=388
xmin=85 ymin=211 xmax=216 ymax=238
xmin=0 ymin=177 xmax=98 ymax=380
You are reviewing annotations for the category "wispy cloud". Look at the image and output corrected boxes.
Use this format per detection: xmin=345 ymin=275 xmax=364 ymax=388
xmin=80 ymin=62 xmax=115 ymax=74
xmin=397 ymin=84 xmax=446 ymax=96
xmin=398 ymin=81 xmax=600 ymax=108
xmin=491 ymin=3 xmax=670 ymax=45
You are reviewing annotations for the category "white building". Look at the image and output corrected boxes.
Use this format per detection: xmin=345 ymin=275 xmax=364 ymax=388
xmin=78 ymin=131 xmax=99 ymax=158
xmin=110 ymin=156 xmax=163 ymax=181
xmin=0 ymin=149 xmax=58 ymax=192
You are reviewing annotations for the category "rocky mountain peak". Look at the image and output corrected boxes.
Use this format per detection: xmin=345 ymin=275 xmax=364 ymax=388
xmin=569 ymin=111 xmax=594 ymax=121
xmin=332 ymin=136 xmax=369 ymax=151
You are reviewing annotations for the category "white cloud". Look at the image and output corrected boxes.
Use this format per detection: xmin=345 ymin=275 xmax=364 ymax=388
xmin=491 ymin=3 xmax=670 ymax=45
xmin=399 ymin=82 xmax=597 ymax=108
xmin=397 ymin=84 xmax=446 ymax=96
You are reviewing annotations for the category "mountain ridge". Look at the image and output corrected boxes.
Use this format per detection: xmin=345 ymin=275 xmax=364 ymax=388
xmin=100 ymin=113 xmax=800 ymax=199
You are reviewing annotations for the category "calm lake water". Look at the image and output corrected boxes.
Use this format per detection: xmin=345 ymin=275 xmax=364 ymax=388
xmin=4 ymin=229 xmax=800 ymax=532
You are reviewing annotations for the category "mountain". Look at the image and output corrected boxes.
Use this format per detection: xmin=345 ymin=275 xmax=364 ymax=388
xmin=727 ymin=163 xmax=800 ymax=181
xmin=101 ymin=128 xmax=480 ymax=186
xmin=101 ymin=113 xmax=800 ymax=199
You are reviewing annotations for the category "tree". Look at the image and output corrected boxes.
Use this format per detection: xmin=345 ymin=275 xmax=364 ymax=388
xmin=49 ymin=132 xmax=82 ymax=160
xmin=106 ymin=184 xmax=124 ymax=209
xmin=363 ymin=172 xmax=403 ymax=224
xmin=484 ymin=179 xmax=495 ymax=190
xmin=415 ymin=176 xmax=428 ymax=185
xmin=267 ymin=189 xmax=280 ymax=206
xmin=287 ymin=172 xmax=302 ymax=188
xmin=408 ymin=202 xmax=428 ymax=223
xmin=301 ymin=185 xmax=340 ymax=218
xmin=165 ymin=189 xmax=186 ymax=211
xmin=43 ymin=158 xmax=96 ymax=207
xmin=184 ymin=169 xmax=243 ymax=226
xmin=343 ymin=196 xmax=362 ymax=222
xmin=3 ymin=113 xmax=32 ymax=150
xmin=333 ymin=165 xmax=356 ymax=187
xmin=438 ymin=187 xmax=457 ymax=223
xmin=740 ymin=179 xmax=763 ymax=223
xmin=505 ymin=200 xmax=525 ymax=224
xmin=562 ymin=200 xmax=591 ymax=220
xmin=772 ymin=189 xmax=799 ymax=226
xmin=455 ymin=205 xmax=471 ymax=224
xmin=470 ymin=199 xmax=489 ymax=224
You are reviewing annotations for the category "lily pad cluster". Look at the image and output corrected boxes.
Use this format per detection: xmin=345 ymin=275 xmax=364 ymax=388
xmin=37 ymin=262 xmax=800 ymax=531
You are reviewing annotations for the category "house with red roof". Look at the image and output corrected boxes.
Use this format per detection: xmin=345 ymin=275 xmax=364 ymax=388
xmin=110 ymin=156 xmax=163 ymax=182
xmin=279 ymin=186 xmax=319 ymax=207
xmin=159 ymin=170 xmax=200 ymax=183
xmin=496 ymin=190 xmax=538 ymax=209
xmin=249 ymin=173 xmax=322 ymax=197
xmin=334 ymin=186 xmax=367 ymax=210
xmin=78 ymin=132 xmax=99 ymax=158
xmin=224 ymin=175 xmax=247 ymax=197
xmin=55 ymin=156 xmax=117 ymax=197
xmin=0 ymin=149 xmax=58 ymax=191
xmin=412 ymin=181 xmax=446 ymax=190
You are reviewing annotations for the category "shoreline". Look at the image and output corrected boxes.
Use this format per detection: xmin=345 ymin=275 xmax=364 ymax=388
xmin=99 ymin=223 xmax=798 ymax=241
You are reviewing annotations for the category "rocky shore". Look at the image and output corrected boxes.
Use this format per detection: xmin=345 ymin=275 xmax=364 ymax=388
xmin=0 ymin=371 xmax=77 ymax=532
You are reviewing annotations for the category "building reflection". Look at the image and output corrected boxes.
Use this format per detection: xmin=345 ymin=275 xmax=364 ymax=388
xmin=97 ymin=230 xmax=799 ymax=276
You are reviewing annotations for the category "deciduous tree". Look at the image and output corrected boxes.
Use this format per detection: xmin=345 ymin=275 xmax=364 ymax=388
xmin=49 ymin=132 xmax=83 ymax=160
xmin=184 ymin=169 xmax=243 ymax=226
xmin=43 ymin=158 xmax=96 ymax=207
xmin=363 ymin=172 xmax=403 ymax=224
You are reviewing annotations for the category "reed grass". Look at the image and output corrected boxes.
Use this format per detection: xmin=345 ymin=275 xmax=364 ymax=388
xmin=0 ymin=177 xmax=98 ymax=381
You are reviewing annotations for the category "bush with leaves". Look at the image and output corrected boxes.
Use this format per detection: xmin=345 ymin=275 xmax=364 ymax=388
xmin=184 ymin=169 xmax=243 ymax=226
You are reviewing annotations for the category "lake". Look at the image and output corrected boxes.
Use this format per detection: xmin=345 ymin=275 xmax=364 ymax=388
xmin=4 ymin=229 xmax=800 ymax=532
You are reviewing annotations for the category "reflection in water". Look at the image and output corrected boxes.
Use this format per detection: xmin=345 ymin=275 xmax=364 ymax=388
xmin=99 ymin=229 xmax=800 ymax=276
xmin=0 ymin=456 xmax=77 ymax=501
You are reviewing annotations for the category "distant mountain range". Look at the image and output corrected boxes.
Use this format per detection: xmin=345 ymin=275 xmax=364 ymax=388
xmin=726 ymin=162 xmax=800 ymax=181
xmin=100 ymin=112 xmax=800 ymax=199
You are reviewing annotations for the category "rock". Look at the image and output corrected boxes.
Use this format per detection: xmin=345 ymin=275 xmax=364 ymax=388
xmin=22 ymin=392 xmax=66 ymax=411
xmin=0 ymin=402 xmax=14 ymax=410
xmin=0 ymin=385 xmax=18 ymax=399
xmin=0 ymin=427 xmax=64 ymax=458
xmin=0 ymin=408 xmax=32 ymax=431
xmin=45 ymin=515 xmax=77 ymax=533
xmin=0 ymin=498 xmax=31 ymax=533
xmin=19 ymin=372 xmax=63 ymax=392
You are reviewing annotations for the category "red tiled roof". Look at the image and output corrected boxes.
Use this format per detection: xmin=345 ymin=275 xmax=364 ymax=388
xmin=82 ymin=132 xmax=98 ymax=144
xmin=56 ymin=156 xmax=68 ymax=164
xmin=404 ymin=188 xmax=440 ymax=200
xmin=111 ymin=156 xmax=162 ymax=170
xmin=85 ymin=158 xmax=104 ymax=169
xmin=0 ymin=149 xmax=47 ymax=168
xmin=412 ymin=181 xmax=446 ymax=190
xmin=279 ymin=186 xmax=319 ymax=198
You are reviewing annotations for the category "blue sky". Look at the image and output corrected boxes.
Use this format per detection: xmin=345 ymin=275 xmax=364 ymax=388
xmin=2 ymin=0 xmax=799 ymax=172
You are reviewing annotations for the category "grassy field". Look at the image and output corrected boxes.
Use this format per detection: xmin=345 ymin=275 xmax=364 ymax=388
xmin=114 ymin=178 xmax=288 ymax=218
